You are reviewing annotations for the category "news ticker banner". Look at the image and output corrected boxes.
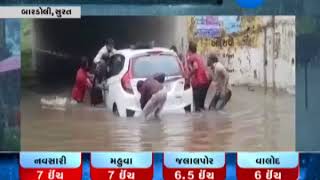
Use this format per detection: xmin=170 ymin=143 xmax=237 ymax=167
xmin=0 ymin=152 xmax=306 ymax=180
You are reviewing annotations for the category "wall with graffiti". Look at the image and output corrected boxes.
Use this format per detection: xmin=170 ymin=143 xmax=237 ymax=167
xmin=187 ymin=16 xmax=295 ymax=92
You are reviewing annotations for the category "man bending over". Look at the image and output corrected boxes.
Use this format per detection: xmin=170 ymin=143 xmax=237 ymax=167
xmin=137 ymin=73 xmax=167 ymax=120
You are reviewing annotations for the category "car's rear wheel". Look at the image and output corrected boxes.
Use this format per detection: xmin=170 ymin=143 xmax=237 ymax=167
xmin=113 ymin=103 xmax=120 ymax=116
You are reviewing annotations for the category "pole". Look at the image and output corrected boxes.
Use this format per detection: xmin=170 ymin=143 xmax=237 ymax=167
xmin=0 ymin=20 xmax=4 ymax=49
xmin=263 ymin=27 xmax=267 ymax=94
xmin=272 ymin=16 xmax=276 ymax=94
xmin=31 ymin=20 xmax=36 ymax=71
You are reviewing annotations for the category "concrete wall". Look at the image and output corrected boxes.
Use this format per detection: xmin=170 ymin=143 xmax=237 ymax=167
xmin=273 ymin=16 xmax=295 ymax=91
xmin=187 ymin=16 xmax=296 ymax=93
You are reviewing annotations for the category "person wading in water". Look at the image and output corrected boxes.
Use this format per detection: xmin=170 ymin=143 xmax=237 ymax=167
xmin=137 ymin=73 xmax=167 ymax=120
xmin=207 ymin=52 xmax=232 ymax=110
xmin=186 ymin=41 xmax=210 ymax=112
xmin=71 ymin=57 xmax=93 ymax=103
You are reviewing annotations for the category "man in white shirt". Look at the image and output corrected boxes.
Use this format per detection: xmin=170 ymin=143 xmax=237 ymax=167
xmin=93 ymin=38 xmax=116 ymax=64
xmin=92 ymin=39 xmax=116 ymax=105
xmin=207 ymin=52 xmax=232 ymax=110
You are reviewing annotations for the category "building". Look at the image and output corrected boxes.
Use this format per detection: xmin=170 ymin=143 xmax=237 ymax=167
xmin=187 ymin=16 xmax=295 ymax=93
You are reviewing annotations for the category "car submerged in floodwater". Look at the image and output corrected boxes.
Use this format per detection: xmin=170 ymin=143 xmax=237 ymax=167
xmin=103 ymin=47 xmax=193 ymax=117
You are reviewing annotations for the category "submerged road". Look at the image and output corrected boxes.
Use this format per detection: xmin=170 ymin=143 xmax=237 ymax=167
xmin=21 ymin=84 xmax=295 ymax=151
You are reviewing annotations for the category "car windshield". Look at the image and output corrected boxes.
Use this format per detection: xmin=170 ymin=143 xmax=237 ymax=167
xmin=132 ymin=54 xmax=182 ymax=78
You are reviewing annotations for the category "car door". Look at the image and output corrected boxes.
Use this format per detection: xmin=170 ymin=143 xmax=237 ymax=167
xmin=104 ymin=54 xmax=125 ymax=108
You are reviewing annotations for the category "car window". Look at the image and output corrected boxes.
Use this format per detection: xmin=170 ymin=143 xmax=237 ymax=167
xmin=109 ymin=54 xmax=125 ymax=77
xmin=132 ymin=54 xmax=181 ymax=78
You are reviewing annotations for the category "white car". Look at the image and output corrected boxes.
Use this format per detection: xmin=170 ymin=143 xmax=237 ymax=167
xmin=103 ymin=47 xmax=193 ymax=117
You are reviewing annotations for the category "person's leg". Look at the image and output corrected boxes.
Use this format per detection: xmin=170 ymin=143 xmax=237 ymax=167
xmin=154 ymin=91 xmax=167 ymax=119
xmin=198 ymin=86 xmax=205 ymax=110
xmin=209 ymin=92 xmax=221 ymax=110
xmin=200 ymin=84 xmax=210 ymax=110
xmin=153 ymin=93 xmax=162 ymax=119
xmin=216 ymin=89 xmax=232 ymax=110
xmin=225 ymin=89 xmax=232 ymax=104
xmin=143 ymin=95 xmax=157 ymax=120
xmin=90 ymin=80 xmax=96 ymax=106
xmin=154 ymin=109 xmax=160 ymax=119
xmin=193 ymin=87 xmax=201 ymax=112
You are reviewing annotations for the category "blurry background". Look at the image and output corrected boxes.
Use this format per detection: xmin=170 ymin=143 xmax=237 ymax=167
xmin=0 ymin=19 xmax=20 ymax=151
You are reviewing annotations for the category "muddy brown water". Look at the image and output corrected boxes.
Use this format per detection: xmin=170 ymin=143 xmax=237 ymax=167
xmin=21 ymin=85 xmax=295 ymax=151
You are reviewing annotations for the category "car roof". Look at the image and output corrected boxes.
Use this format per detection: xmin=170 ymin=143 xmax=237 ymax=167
xmin=115 ymin=47 xmax=176 ymax=59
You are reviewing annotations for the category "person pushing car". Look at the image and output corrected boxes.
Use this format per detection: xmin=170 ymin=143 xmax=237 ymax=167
xmin=137 ymin=73 xmax=167 ymax=120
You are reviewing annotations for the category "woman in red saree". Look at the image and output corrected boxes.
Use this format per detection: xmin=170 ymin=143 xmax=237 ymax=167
xmin=72 ymin=57 xmax=92 ymax=103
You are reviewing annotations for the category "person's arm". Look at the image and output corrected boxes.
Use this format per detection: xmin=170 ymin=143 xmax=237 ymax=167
xmin=189 ymin=61 xmax=198 ymax=77
xmin=87 ymin=72 xmax=94 ymax=79
xmin=218 ymin=68 xmax=226 ymax=80
xmin=140 ymin=100 xmax=146 ymax=110
xmin=153 ymin=73 xmax=166 ymax=83
xmin=93 ymin=46 xmax=106 ymax=63
xmin=215 ymin=67 xmax=227 ymax=93
xmin=207 ymin=67 xmax=213 ymax=82
xmin=84 ymin=70 xmax=93 ymax=87
xmin=140 ymin=90 xmax=147 ymax=109
xmin=86 ymin=77 xmax=93 ymax=88
xmin=112 ymin=48 xmax=117 ymax=55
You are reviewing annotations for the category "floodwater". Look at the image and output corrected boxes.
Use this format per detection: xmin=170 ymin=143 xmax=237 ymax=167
xmin=21 ymin=83 xmax=295 ymax=151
